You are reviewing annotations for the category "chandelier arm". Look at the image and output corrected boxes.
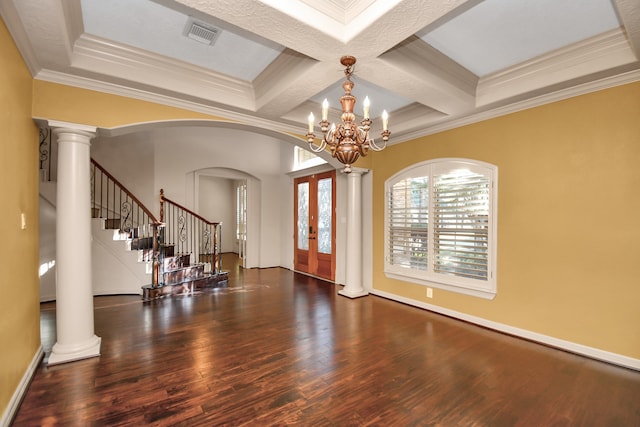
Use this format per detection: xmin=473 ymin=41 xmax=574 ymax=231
xmin=367 ymin=137 xmax=387 ymax=151
xmin=324 ymin=128 xmax=336 ymax=147
xmin=355 ymin=127 xmax=368 ymax=144
xmin=308 ymin=138 xmax=327 ymax=153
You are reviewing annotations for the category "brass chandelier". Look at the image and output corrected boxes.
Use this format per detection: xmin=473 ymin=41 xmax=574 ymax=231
xmin=306 ymin=56 xmax=390 ymax=173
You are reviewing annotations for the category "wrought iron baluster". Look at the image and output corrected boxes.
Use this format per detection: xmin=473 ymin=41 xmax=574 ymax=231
xmin=157 ymin=189 xmax=224 ymax=285
xmin=122 ymin=197 xmax=132 ymax=232
xmin=39 ymin=127 xmax=51 ymax=180
xmin=100 ymin=170 xmax=103 ymax=218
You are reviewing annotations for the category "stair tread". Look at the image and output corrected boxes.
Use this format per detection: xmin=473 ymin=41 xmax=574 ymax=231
xmin=142 ymin=271 xmax=229 ymax=300
xmin=143 ymin=271 xmax=228 ymax=287
xmin=163 ymin=264 xmax=205 ymax=272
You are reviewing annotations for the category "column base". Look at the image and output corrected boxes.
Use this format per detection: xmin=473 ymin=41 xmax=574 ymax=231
xmin=47 ymin=335 xmax=102 ymax=365
xmin=338 ymin=288 xmax=369 ymax=299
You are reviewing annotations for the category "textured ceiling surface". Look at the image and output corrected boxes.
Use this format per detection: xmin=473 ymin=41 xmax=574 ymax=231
xmin=2 ymin=0 xmax=639 ymax=142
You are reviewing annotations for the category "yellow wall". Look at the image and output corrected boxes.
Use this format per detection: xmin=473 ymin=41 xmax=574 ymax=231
xmin=0 ymin=18 xmax=41 ymax=418
xmin=32 ymin=80 xmax=226 ymax=129
xmin=372 ymin=82 xmax=640 ymax=359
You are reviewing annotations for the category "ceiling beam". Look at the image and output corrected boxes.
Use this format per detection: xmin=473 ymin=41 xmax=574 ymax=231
xmin=613 ymin=0 xmax=640 ymax=60
xmin=375 ymin=36 xmax=477 ymax=115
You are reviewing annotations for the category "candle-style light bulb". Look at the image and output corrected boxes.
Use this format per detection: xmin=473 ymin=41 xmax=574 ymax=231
xmin=308 ymin=112 xmax=315 ymax=133
xmin=363 ymin=96 xmax=370 ymax=119
xmin=382 ymin=110 xmax=389 ymax=131
xmin=322 ymin=99 xmax=329 ymax=121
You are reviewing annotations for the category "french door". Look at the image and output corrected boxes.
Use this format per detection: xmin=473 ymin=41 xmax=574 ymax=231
xmin=294 ymin=171 xmax=336 ymax=281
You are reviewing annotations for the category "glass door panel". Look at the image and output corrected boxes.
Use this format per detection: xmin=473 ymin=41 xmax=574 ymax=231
xmin=317 ymin=177 xmax=332 ymax=254
xmin=294 ymin=171 xmax=335 ymax=281
xmin=297 ymin=182 xmax=309 ymax=250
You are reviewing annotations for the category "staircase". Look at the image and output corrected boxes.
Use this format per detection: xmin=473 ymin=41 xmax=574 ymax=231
xmin=38 ymin=143 xmax=229 ymax=300
xmin=90 ymin=159 xmax=228 ymax=301
xmin=141 ymin=189 xmax=228 ymax=300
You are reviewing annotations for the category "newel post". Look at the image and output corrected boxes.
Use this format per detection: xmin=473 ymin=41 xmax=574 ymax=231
xmin=159 ymin=189 xmax=165 ymax=223
xmin=152 ymin=222 xmax=160 ymax=287
xmin=153 ymin=189 xmax=166 ymax=288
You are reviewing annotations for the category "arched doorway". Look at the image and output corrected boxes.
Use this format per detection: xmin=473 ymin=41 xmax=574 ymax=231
xmin=192 ymin=167 xmax=259 ymax=269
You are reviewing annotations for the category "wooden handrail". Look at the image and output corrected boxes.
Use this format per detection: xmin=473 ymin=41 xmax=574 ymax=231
xmin=160 ymin=189 xmax=220 ymax=226
xmin=91 ymin=158 xmax=159 ymax=224
xmin=91 ymin=158 xmax=163 ymax=287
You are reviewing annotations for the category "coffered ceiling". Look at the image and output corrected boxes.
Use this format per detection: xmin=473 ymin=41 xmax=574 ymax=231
xmin=2 ymin=0 xmax=639 ymax=142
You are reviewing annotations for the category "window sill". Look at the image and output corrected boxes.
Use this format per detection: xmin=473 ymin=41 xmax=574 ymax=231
xmin=384 ymin=271 xmax=497 ymax=300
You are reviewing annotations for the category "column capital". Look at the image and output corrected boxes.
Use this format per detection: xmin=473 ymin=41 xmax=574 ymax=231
xmin=341 ymin=167 xmax=369 ymax=176
xmin=48 ymin=120 xmax=97 ymax=137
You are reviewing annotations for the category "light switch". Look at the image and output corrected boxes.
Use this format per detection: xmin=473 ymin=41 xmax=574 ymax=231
xmin=21 ymin=213 xmax=27 ymax=230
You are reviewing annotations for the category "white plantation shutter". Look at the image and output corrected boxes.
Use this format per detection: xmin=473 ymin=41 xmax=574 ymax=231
xmin=433 ymin=169 xmax=489 ymax=281
xmin=385 ymin=159 xmax=497 ymax=299
xmin=388 ymin=177 xmax=429 ymax=270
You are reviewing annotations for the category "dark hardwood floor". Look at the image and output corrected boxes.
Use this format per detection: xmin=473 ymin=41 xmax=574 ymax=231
xmin=13 ymin=254 xmax=640 ymax=426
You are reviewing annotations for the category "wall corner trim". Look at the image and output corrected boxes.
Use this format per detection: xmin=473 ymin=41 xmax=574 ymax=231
xmin=1 ymin=346 xmax=44 ymax=427
xmin=370 ymin=289 xmax=640 ymax=372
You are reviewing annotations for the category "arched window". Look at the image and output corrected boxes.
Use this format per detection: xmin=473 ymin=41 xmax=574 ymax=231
xmin=385 ymin=158 xmax=498 ymax=299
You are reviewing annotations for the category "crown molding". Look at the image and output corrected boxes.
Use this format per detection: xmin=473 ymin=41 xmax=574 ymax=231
xmin=72 ymin=34 xmax=256 ymax=111
xmin=393 ymin=67 xmax=640 ymax=144
xmin=35 ymin=63 xmax=640 ymax=148
xmin=477 ymin=28 xmax=636 ymax=106
xmin=34 ymin=69 xmax=303 ymax=136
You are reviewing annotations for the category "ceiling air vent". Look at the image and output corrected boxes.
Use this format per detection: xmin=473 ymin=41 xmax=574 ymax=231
xmin=184 ymin=18 xmax=220 ymax=45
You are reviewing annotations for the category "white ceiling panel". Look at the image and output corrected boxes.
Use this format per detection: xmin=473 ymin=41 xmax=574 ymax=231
xmin=418 ymin=0 xmax=622 ymax=76
xmin=81 ymin=0 xmax=284 ymax=81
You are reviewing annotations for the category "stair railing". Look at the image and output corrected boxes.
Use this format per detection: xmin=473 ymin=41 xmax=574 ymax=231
xmin=160 ymin=189 xmax=222 ymax=275
xmin=90 ymin=159 xmax=162 ymax=286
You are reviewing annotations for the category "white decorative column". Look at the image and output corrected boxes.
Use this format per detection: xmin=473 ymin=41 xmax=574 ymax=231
xmin=339 ymin=168 xmax=368 ymax=298
xmin=48 ymin=121 xmax=101 ymax=365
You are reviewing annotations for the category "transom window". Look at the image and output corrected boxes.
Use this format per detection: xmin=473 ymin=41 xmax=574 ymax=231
xmin=293 ymin=146 xmax=326 ymax=171
xmin=385 ymin=158 xmax=498 ymax=299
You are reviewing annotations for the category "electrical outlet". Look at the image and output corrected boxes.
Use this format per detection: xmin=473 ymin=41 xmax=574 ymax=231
xmin=426 ymin=287 xmax=433 ymax=298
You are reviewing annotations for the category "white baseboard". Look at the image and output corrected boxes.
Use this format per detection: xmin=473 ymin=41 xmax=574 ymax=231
xmin=40 ymin=294 xmax=56 ymax=303
xmin=370 ymin=289 xmax=640 ymax=372
xmin=1 ymin=346 xmax=44 ymax=427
